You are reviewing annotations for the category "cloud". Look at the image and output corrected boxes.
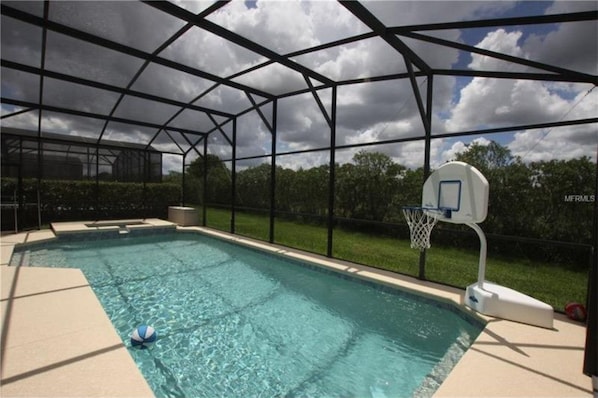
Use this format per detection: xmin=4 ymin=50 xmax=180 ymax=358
xmin=1 ymin=68 xmax=41 ymax=104
xmin=446 ymin=77 xmax=576 ymax=132
xmin=364 ymin=1 xmax=516 ymax=27
xmin=131 ymin=63 xmax=216 ymax=104
xmin=276 ymin=150 xmax=330 ymax=171
xmin=531 ymin=0 xmax=598 ymax=75
xmin=162 ymin=154 xmax=183 ymax=175
xmin=232 ymin=63 xmax=309 ymax=95
xmin=161 ymin=24 xmax=266 ymax=78
xmin=444 ymin=22 xmax=597 ymax=162
xmin=45 ymin=31 xmax=145 ymax=87
xmin=509 ymin=124 xmax=598 ymax=163
xmin=208 ymin=1 xmax=367 ymax=54
xmin=2 ymin=0 xmax=595 ymax=176
xmin=209 ymin=1 xmax=316 ymax=54
xmin=1 ymin=14 xmax=42 ymax=67
xmin=468 ymin=29 xmax=524 ymax=70
xmin=507 ymin=87 xmax=598 ymax=161
xmin=524 ymin=22 xmax=598 ymax=76
xmin=49 ymin=1 xmax=186 ymax=54
xmin=298 ymin=37 xmax=408 ymax=81
xmin=277 ymin=93 xmax=330 ymax=150
xmin=439 ymin=137 xmax=492 ymax=163
xmin=234 ymin=111 xmax=272 ymax=157
xmin=169 ymin=109 xmax=217 ymax=133
xmin=336 ymin=137 xmax=463 ymax=170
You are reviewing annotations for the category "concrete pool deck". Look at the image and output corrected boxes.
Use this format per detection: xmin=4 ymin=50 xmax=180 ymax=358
xmin=0 ymin=223 xmax=593 ymax=397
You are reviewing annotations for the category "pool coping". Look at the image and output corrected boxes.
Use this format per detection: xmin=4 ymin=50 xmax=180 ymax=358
xmin=51 ymin=218 xmax=176 ymax=236
xmin=1 ymin=263 xmax=154 ymax=397
xmin=1 ymin=223 xmax=593 ymax=397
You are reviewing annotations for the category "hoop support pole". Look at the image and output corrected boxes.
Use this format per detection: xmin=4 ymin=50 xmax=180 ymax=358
xmin=466 ymin=222 xmax=487 ymax=289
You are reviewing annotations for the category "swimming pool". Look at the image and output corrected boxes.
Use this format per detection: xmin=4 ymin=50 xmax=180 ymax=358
xmin=12 ymin=231 xmax=483 ymax=397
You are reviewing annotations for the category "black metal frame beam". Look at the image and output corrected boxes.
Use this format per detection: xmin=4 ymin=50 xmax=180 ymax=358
xmin=304 ymin=76 xmax=332 ymax=128
xmin=339 ymin=1 xmax=431 ymax=74
xmin=0 ymin=107 xmax=35 ymax=120
xmin=435 ymin=69 xmax=597 ymax=84
xmin=231 ymin=117 xmax=237 ymax=233
xmin=96 ymin=18 xmax=195 ymax=145
xmin=430 ymin=117 xmax=598 ymax=140
xmin=390 ymin=10 xmax=598 ymax=33
xmin=286 ymin=32 xmax=378 ymax=59
xmin=245 ymin=93 xmax=274 ymax=133
xmin=2 ymin=97 xmax=208 ymax=137
xmin=245 ymin=63 xmax=596 ymax=104
xmin=185 ymin=135 xmax=205 ymax=159
xmin=1 ymin=4 xmax=274 ymax=99
xmin=1 ymin=131 xmax=165 ymax=159
xmin=584 ymin=145 xmax=597 ymax=379
xmin=199 ymin=30 xmax=379 ymax=99
xmin=1 ymin=60 xmax=234 ymax=118
xmin=160 ymin=130 xmax=186 ymax=154
xmin=326 ymin=85 xmax=337 ymax=257
xmin=418 ymin=74 xmax=434 ymax=279
xmin=235 ymin=97 xmax=277 ymax=119
xmin=34 ymin=1 xmax=49 ymax=228
xmin=103 ymin=2 xmax=231 ymax=154
xmin=269 ymin=99 xmax=277 ymax=243
xmin=212 ymin=116 xmax=598 ymax=164
xmin=143 ymin=0 xmax=335 ymax=86
xmin=398 ymin=31 xmax=597 ymax=84
xmin=207 ymin=114 xmax=233 ymax=146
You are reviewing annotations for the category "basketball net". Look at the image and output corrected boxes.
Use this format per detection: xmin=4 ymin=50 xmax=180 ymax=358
xmin=402 ymin=207 xmax=440 ymax=251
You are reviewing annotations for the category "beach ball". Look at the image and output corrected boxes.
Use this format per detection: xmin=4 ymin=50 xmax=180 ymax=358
xmin=564 ymin=302 xmax=586 ymax=322
xmin=130 ymin=325 xmax=157 ymax=349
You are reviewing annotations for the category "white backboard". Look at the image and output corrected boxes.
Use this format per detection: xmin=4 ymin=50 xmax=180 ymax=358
xmin=422 ymin=161 xmax=489 ymax=224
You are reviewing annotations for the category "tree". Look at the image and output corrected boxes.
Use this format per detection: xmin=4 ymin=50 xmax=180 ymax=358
xmin=455 ymin=140 xmax=532 ymax=235
xmin=186 ymin=154 xmax=231 ymax=205
xmin=275 ymin=166 xmax=296 ymax=213
xmin=528 ymin=157 xmax=595 ymax=243
xmin=236 ymin=163 xmax=271 ymax=209
xmin=275 ymin=165 xmax=329 ymax=216
xmin=335 ymin=162 xmax=359 ymax=218
xmin=454 ymin=140 xmax=596 ymax=249
xmin=295 ymin=165 xmax=329 ymax=215
xmin=455 ymin=140 xmax=514 ymax=172
xmin=163 ymin=171 xmax=182 ymax=185
xmin=336 ymin=151 xmax=403 ymax=221
xmin=386 ymin=167 xmax=425 ymax=223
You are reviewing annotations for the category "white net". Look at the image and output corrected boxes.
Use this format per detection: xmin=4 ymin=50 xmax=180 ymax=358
xmin=402 ymin=207 xmax=440 ymax=251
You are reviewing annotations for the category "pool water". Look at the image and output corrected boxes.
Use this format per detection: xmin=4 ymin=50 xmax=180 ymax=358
xmin=12 ymin=232 xmax=483 ymax=398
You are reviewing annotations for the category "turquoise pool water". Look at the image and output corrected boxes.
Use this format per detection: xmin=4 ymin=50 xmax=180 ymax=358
xmin=12 ymin=232 xmax=483 ymax=397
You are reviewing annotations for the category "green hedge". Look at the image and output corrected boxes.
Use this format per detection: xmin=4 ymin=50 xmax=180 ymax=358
xmin=1 ymin=178 xmax=180 ymax=228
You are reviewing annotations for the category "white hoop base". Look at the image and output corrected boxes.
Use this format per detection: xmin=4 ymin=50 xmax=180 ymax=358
xmin=465 ymin=282 xmax=553 ymax=329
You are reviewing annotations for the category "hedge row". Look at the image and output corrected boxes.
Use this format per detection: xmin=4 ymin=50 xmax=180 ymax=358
xmin=1 ymin=178 xmax=181 ymax=227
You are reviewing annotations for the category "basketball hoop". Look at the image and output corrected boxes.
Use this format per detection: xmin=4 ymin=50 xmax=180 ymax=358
xmin=402 ymin=207 xmax=441 ymax=251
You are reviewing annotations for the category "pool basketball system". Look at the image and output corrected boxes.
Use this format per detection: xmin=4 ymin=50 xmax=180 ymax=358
xmin=403 ymin=161 xmax=554 ymax=329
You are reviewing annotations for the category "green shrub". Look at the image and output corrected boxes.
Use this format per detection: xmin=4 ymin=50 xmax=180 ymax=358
xmin=1 ymin=178 xmax=180 ymax=225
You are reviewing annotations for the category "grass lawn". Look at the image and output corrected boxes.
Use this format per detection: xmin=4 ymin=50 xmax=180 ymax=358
xmin=203 ymin=207 xmax=588 ymax=311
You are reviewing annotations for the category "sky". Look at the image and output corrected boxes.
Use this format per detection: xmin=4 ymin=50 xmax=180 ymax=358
xmin=1 ymin=0 xmax=597 ymax=174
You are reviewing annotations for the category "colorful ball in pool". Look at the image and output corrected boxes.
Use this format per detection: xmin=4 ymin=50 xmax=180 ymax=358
xmin=564 ymin=302 xmax=586 ymax=322
xmin=131 ymin=325 xmax=157 ymax=349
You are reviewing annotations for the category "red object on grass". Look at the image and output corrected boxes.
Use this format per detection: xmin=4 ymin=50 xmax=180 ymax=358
xmin=565 ymin=302 xmax=587 ymax=322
